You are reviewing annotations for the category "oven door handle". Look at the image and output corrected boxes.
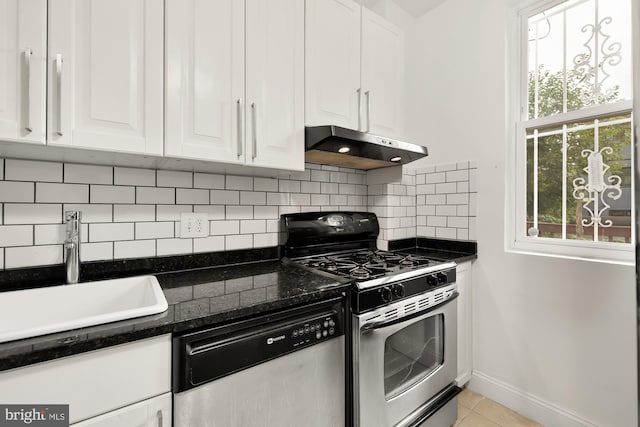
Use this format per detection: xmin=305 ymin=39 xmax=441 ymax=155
xmin=361 ymin=292 xmax=459 ymax=333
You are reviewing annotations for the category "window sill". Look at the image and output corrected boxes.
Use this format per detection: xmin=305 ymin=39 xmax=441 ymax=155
xmin=506 ymin=239 xmax=635 ymax=266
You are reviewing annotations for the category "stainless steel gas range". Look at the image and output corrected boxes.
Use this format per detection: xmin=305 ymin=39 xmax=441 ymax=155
xmin=281 ymin=211 xmax=461 ymax=427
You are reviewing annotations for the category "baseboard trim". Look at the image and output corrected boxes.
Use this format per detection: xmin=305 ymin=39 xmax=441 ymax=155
xmin=468 ymin=371 xmax=600 ymax=427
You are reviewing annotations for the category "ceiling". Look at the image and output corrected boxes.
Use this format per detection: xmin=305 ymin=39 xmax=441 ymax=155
xmin=392 ymin=0 xmax=448 ymax=17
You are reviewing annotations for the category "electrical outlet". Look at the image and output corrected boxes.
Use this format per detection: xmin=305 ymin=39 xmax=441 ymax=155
xmin=180 ymin=213 xmax=209 ymax=238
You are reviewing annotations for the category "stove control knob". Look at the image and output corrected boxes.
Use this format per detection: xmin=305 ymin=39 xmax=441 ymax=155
xmin=393 ymin=284 xmax=405 ymax=298
xmin=437 ymin=272 xmax=448 ymax=284
xmin=380 ymin=286 xmax=393 ymax=302
xmin=427 ymin=275 xmax=438 ymax=286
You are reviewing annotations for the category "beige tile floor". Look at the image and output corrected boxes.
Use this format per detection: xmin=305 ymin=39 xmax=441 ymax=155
xmin=455 ymin=388 xmax=544 ymax=427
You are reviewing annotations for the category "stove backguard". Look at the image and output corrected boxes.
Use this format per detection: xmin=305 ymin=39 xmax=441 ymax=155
xmin=280 ymin=212 xmax=380 ymax=258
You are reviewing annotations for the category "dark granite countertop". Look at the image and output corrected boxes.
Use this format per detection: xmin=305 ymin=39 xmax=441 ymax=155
xmin=0 ymin=259 xmax=348 ymax=372
xmin=390 ymin=237 xmax=478 ymax=263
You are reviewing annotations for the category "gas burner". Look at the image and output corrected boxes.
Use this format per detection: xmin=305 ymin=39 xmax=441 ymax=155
xmin=399 ymin=255 xmax=432 ymax=267
xmin=350 ymin=266 xmax=371 ymax=279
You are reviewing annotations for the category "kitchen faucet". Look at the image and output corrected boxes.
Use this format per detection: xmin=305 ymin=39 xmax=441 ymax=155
xmin=64 ymin=211 xmax=81 ymax=284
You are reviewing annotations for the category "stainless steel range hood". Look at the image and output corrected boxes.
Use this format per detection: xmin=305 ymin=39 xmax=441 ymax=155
xmin=305 ymin=126 xmax=428 ymax=170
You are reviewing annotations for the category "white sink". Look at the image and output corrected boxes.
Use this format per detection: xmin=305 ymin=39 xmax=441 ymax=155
xmin=0 ymin=276 xmax=168 ymax=343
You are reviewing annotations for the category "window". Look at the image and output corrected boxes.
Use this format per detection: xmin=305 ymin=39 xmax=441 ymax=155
xmin=510 ymin=0 xmax=634 ymax=263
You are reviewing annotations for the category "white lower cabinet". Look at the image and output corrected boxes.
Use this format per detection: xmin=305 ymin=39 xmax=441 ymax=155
xmin=0 ymin=335 xmax=171 ymax=425
xmin=71 ymin=393 xmax=171 ymax=427
xmin=456 ymin=260 xmax=473 ymax=386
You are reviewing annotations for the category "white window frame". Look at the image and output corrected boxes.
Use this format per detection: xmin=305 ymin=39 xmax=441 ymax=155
xmin=505 ymin=0 xmax=635 ymax=265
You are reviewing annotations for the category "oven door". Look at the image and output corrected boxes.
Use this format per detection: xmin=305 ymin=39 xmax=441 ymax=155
xmin=353 ymin=294 xmax=458 ymax=427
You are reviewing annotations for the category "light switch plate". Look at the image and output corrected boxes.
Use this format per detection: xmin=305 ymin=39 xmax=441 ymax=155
xmin=180 ymin=213 xmax=208 ymax=238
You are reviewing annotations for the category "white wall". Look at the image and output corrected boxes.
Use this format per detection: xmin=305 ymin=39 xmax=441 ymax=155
xmin=406 ymin=0 xmax=637 ymax=426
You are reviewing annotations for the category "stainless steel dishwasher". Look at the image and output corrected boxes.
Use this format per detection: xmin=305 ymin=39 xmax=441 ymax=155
xmin=173 ymin=296 xmax=346 ymax=427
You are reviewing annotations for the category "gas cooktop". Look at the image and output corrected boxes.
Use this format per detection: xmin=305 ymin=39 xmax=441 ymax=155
xmin=297 ymin=250 xmax=438 ymax=281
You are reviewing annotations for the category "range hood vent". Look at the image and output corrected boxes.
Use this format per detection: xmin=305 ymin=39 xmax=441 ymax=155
xmin=304 ymin=126 xmax=428 ymax=170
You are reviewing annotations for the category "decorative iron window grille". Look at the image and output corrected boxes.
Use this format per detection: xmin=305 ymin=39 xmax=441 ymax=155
xmin=516 ymin=0 xmax=634 ymax=253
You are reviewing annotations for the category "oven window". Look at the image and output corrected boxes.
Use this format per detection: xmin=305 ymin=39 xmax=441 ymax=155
xmin=384 ymin=314 xmax=444 ymax=399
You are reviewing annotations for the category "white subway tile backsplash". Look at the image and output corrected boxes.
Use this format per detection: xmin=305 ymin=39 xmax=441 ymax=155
xmin=266 ymin=220 xmax=279 ymax=233
xmin=416 ymin=184 xmax=435 ymax=195
xmin=424 ymin=173 xmax=446 ymax=184
xmin=288 ymin=170 xmax=311 ymax=181
xmin=81 ymin=242 xmax=114 ymax=262
xmin=225 ymin=234 xmax=252 ymax=250
xmin=347 ymin=173 xmax=365 ymax=185
xmin=457 ymin=229 xmax=469 ymax=240
xmin=157 ymin=238 xmax=192 ymax=256
xmin=469 ymin=168 xmax=478 ymax=192
xmin=253 ymin=178 xmax=278 ymax=192
xmin=193 ymin=236 xmax=225 ymax=253
xmin=434 ymin=183 xmax=456 ymax=194
xmin=6 ymin=245 xmax=62 ymax=269
xmin=157 ymin=170 xmax=192 ymax=188
xmin=425 ymin=195 xmax=446 ymax=205
xmin=192 ymin=205 xmax=224 ymax=220
xmin=4 ymin=204 xmax=61 ymax=224
xmin=157 ymin=205 xmax=192 ymax=221
xmin=0 ymin=182 xmax=34 ymax=202
xmin=5 ymin=159 xmax=62 ymax=182
xmin=435 ymin=227 xmax=457 ymax=239
xmin=64 ymin=204 xmax=112 ymax=223
xmin=114 ymin=167 xmax=155 ymax=186
xmin=416 ymin=226 xmax=435 ymax=237
xmin=253 ymin=233 xmax=278 ymax=248
xmin=114 ymin=240 xmax=155 ymax=259
xmin=36 ymin=183 xmax=89 ymax=203
xmin=194 ymin=172 xmax=225 ymax=189
xmin=330 ymin=172 xmax=348 ymax=183
xmin=339 ymin=184 xmax=356 ymax=195
xmin=417 ymin=205 xmax=436 ymax=216
xmin=446 ymin=169 xmax=469 ymax=182
xmin=136 ymin=222 xmax=174 ymax=239
xmin=0 ymin=225 xmax=33 ymax=247
xmin=34 ymin=224 xmax=64 ymax=245
xmin=240 ymin=220 xmax=266 ymax=234
xmin=310 ymin=194 xmax=330 ymax=206
xmin=91 ymin=185 xmax=135 ymax=204
xmin=290 ymin=193 xmax=311 ymax=206
xmin=435 ymin=163 xmax=457 ymax=172
xmin=65 ymin=164 xmax=113 ymax=185
xmin=279 ymin=180 xmax=301 ymax=193
xmin=427 ymin=216 xmax=447 ymax=227
xmin=210 ymin=220 xmax=240 ymax=235
xmin=321 ymin=183 xmax=339 ymax=194
xmin=0 ymin=159 xmax=3 ymax=179
xmin=446 ymin=194 xmax=468 ymax=205
xmin=457 ymin=182 xmax=469 ymax=193
xmin=226 ymin=175 xmax=253 ymax=191
xmin=240 ymin=191 xmax=266 ymax=206
xmin=90 ymin=223 xmax=134 ymax=242
xmin=114 ymin=205 xmax=155 ymax=222
xmin=448 ymin=217 xmax=468 ymax=228
xmin=226 ymin=206 xmax=253 ymax=219
xmin=330 ymin=195 xmax=347 ymax=206
xmin=279 ymin=206 xmax=301 ymax=215
xmin=209 ymin=190 xmax=238 ymax=205
xmin=300 ymin=181 xmax=321 ymax=194
xmin=177 ymin=188 xmax=209 ymax=205
xmin=137 ymin=187 xmax=175 ymax=204
xmin=310 ymin=170 xmax=330 ymax=182
xmin=436 ymin=205 xmax=457 ymax=216
xmin=267 ymin=192 xmax=290 ymax=206
xmin=253 ymin=206 xmax=278 ymax=219
xmin=321 ymin=165 xmax=340 ymax=171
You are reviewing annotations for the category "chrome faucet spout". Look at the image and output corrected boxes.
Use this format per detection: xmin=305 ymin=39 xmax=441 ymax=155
xmin=64 ymin=211 xmax=81 ymax=284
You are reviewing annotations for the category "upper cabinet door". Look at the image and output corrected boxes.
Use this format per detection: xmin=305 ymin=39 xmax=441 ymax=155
xmin=0 ymin=0 xmax=46 ymax=144
xmin=165 ymin=0 xmax=244 ymax=164
xmin=47 ymin=0 xmax=163 ymax=155
xmin=361 ymin=7 xmax=404 ymax=138
xmin=245 ymin=0 xmax=304 ymax=171
xmin=305 ymin=0 xmax=361 ymax=130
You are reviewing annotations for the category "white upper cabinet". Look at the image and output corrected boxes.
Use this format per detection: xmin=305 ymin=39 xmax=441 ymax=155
xmin=0 ymin=0 xmax=46 ymax=144
xmin=165 ymin=0 xmax=245 ymax=164
xmin=305 ymin=0 xmax=404 ymax=138
xmin=361 ymin=7 xmax=403 ymax=137
xmin=166 ymin=0 xmax=304 ymax=171
xmin=47 ymin=0 xmax=164 ymax=156
xmin=245 ymin=0 xmax=304 ymax=170
xmin=305 ymin=0 xmax=361 ymax=130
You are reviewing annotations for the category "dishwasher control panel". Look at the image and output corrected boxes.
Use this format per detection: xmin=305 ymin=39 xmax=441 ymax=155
xmin=289 ymin=313 xmax=340 ymax=348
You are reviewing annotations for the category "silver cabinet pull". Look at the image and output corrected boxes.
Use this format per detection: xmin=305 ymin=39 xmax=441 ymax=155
xmin=55 ymin=54 xmax=63 ymax=136
xmin=156 ymin=410 xmax=163 ymax=427
xmin=356 ymin=88 xmax=362 ymax=131
xmin=251 ymin=102 xmax=257 ymax=160
xmin=365 ymin=90 xmax=371 ymax=132
xmin=24 ymin=49 xmax=32 ymax=132
xmin=236 ymin=98 xmax=243 ymax=158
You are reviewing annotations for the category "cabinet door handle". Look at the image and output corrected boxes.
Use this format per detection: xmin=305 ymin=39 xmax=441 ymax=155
xmin=365 ymin=90 xmax=371 ymax=132
xmin=156 ymin=410 xmax=163 ymax=427
xmin=251 ymin=102 xmax=257 ymax=160
xmin=23 ymin=49 xmax=32 ymax=132
xmin=236 ymin=98 xmax=243 ymax=158
xmin=55 ymin=54 xmax=63 ymax=136
xmin=356 ymin=88 xmax=362 ymax=131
